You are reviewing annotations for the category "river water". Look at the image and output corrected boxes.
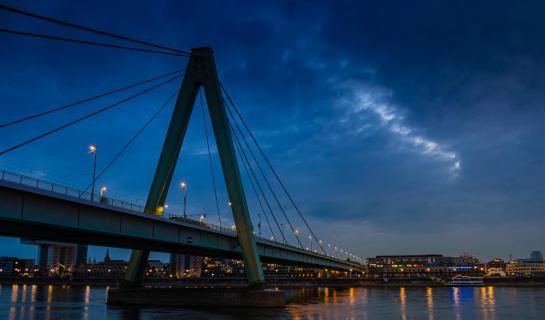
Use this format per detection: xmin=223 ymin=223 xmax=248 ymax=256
xmin=0 ymin=284 xmax=543 ymax=319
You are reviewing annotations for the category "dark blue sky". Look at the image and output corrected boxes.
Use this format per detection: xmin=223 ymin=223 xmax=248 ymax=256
xmin=1 ymin=0 xmax=544 ymax=262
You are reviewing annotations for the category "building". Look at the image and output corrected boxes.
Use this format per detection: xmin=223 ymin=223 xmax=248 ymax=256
xmin=169 ymin=254 xmax=203 ymax=278
xmin=0 ymin=257 xmax=35 ymax=277
xmin=530 ymin=250 xmax=544 ymax=261
xmin=485 ymin=258 xmax=506 ymax=277
xmin=506 ymin=251 xmax=545 ymax=277
xmin=366 ymin=254 xmax=484 ymax=279
xmin=188 ymin=256 xmax=203 ymax=277
xmin=169 ymin=254 xmax=186 ymax=278
xmin=147 ymin=260 xmax=167 ymax=277
xmin=74 ymin=249 xmax=128 ymax=279
xmin=202 ymin=258 xmax=243 ymax=277
xmin=22 ymin=239 xmax=87 ymax=276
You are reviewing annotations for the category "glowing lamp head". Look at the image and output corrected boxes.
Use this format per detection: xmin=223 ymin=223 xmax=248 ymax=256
xmin=88 ymin=145 xmax=97 ymax=153
xmin=100 ymin=186 xmax=107 ymax=192
xmin=181 ymin=181 xmax=187 ymax=189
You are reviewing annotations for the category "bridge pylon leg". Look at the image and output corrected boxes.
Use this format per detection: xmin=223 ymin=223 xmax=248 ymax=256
xmin=122 ymin=47 xmax=265 ymax=288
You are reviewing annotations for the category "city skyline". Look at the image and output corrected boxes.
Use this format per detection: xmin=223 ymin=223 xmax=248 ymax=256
xmin=1 ymin=0 xmax=545 ymax=263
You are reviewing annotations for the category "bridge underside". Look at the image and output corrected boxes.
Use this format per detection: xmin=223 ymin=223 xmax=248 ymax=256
xmin=0 ymin=181 xmax=362 ymax=272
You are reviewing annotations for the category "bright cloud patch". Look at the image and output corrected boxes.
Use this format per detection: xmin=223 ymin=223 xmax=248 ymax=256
xmin=340 ymin=83 xmax=461 ymax=173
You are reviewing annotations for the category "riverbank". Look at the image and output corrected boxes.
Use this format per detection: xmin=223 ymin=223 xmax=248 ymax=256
xmin=2 ymin=277 xmax=545 ymax=288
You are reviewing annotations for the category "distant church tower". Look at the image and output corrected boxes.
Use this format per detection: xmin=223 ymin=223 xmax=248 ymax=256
xmin=105 ymin=249 xmax=111 ymax=262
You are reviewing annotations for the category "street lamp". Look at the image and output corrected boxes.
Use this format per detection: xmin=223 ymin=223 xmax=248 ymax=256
xmin=88 ymin=145 xmax=97 ymax=201
xmin=100 ymin=186 xmax=107 ymax=198
xmin=257 ymin=213 xmax=262 ymax=237
xmin=180 ymin=180 xmax=187 ymax=219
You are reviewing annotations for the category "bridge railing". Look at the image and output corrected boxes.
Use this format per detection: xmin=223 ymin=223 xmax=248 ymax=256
xmin=0 ymin=169 xmax=146 ymax=212
xmin=0 ymin=169 xmax=238 ymax=233
xmin=0 ymin=169 xmax=363 ymax=266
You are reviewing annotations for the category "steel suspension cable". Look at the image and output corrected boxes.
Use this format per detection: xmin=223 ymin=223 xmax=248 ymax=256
xmin=0 ymin=69 xmax=184 ymax=129
xmin=82 ymin=90 xmax=179 ymax=193
xmin=234 ymin=134 xmax=277 ymax=241
xmin=228 ymin=118 xmax=287 ymax=244
xmin=0 ymin=28 xmax=187 ymax=57
xmin=221 ymin=83 xmax=326 ymax=254
xmin=0 ymin=74 xmax=182 ymax=156
xmin=225 ymin=101 xmax=303 ymax=249
xmin=0 ymin=4 xmax=191 ymax=56
xmin=199 ymin=89 xmax=222 ymax=228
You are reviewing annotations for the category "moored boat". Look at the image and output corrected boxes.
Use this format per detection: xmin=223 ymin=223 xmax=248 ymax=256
xmin=447 ymin=275 xmax=484 ymax=286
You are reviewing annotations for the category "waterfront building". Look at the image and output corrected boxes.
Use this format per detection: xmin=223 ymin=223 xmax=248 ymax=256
xmin=486 ymin=258 xmax=506 ymax=277
xmin=366 ymin=254 xmax=484 ymax=279
xmin=169 ymin=254 xmax=186 ymax=278
xmin=168 ymin=254 xmax=203 ymax=278
xmin=189 ymin=256 xmax=203 ymax=277
xmin=0 ymin=257 xmax=35 ymax=277
xmin=147 ymin=259 xmax=167 ymax=277
xmin=21 ymin=239 xmax=87 ymax=276
xmin=202 ymin=258 xmax=240 ymax=277
xmin=74 ymin=250 xmax=128 ymax=279
xmin=506 ymin=251 xmax=545 ymax=277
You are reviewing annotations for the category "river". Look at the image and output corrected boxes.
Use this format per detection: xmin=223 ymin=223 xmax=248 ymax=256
xmin=0 ymin=284 xmax=543 ymax=319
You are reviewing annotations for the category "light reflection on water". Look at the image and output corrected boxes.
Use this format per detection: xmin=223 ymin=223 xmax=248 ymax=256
xmin=426 ymin=287 xmax=433 ymax=320
xmin=0 ymin=284 xmax=543 ymax=319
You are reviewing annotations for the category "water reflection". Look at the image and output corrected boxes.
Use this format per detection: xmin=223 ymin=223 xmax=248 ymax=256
xmin=348 ymin=287 xmax=355 ymax=305
xmin=0 ymin=285 xmax=543 ymax=319
xmin=479 ymin=286 xmax=496 ymax=320
xmin=400 ymin=287 xmax=407 ymax=320
xmin=426 ymin=287 xmax=433 ymax=320
xmin=83 ymin=285 xmax=91 ymax=320
xmin=8 ymin=284 xmax=18 ymax=320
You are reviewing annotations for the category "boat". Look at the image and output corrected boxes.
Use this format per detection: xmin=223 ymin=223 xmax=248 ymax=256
xmin=447 ymin=275 xmax=484 ymax=286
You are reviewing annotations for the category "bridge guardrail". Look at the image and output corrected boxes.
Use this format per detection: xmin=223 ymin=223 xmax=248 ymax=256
xmin=0 ymin=169 xmax=242 ymax=235
xmin=0 ymin=169 xmax=363 ymax=267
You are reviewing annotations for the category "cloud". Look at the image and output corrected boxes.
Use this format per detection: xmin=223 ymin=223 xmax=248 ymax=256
xmin=338 ymin=81 xmax=461 ymax=174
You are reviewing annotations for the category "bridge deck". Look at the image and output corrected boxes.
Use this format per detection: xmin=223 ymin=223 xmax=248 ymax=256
xmin=0 ymin=170 xmax=363 ymax=272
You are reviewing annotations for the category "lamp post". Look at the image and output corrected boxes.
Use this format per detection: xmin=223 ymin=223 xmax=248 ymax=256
xmin=181 ymin=181 xmax=187 ymax=219
xmin=100 ymin=186 xmax=107 ymax=198
xmin=88 ymin=145 xmax=97 ymax=201
xmin=257 ymin=213 xmax=262 ymax=237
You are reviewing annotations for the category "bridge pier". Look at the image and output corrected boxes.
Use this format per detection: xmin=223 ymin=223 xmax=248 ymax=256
xmin=107 ymin=287 xmax=285 ymax=307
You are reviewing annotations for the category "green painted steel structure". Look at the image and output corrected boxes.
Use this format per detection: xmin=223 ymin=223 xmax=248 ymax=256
xmin=0 ymin=179 xmax=364 ymax=272
xmin=124 ymin=47 xmax=265 ymax=287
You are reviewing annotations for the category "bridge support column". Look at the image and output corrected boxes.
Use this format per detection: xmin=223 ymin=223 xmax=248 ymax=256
xmin=122 ymin=47 xmax=265 ymax=288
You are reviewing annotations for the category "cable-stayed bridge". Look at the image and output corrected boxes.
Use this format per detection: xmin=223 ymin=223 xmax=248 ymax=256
xmin=0 ymin=3 xmax=363 ymax=294
xmin=0 ymin=169 xmax=362 ymax=272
